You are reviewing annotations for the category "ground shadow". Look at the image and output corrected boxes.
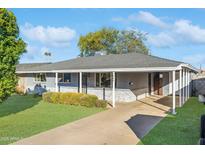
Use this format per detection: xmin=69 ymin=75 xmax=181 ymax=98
xmin=154 ymin=96 xmax=179 ymax=108
xmin=125 ymin=114 xmax=163 ymax=139
xmin=0 ymin=95 xmax=41 ymax=118
xmin=137 ymin=99 xmax=168 ymax=112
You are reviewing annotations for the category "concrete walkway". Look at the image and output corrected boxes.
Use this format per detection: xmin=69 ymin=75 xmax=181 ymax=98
xmin=14 ymin=95 xmax=171 ymax=145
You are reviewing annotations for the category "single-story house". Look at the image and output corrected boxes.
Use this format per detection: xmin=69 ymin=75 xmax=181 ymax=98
xmin=16 ymin=52 xmax=198 ymax=114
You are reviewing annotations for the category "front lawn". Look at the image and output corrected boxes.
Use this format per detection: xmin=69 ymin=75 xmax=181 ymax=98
xmin=0 ymin=94 xmax=104 ymax=144
xmin=139 ymin=97 xmax=205 ymax=145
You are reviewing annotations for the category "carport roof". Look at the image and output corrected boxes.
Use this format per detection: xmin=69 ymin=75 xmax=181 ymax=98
xmin=16 ymin=52 xmax=188 ymax=73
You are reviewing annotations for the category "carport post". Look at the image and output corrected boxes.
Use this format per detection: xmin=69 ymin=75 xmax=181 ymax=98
xmin=55 ymin=72 xmax=58 ymax=92
xmin=172 ymin=70 xmax=176 ymax=114
xmin=186 ymin=69 xmax=188 ymax=101
xmin=179 ymin=69 xmax=182 ymax=107
xmin=188 ymin=71 xmax=190 ymax=98
xmin=182 ymin=68 xmax=185 ymax=105
xmin=112 ymin=72 xmax=116 ymax=108
xmin=79 ymin=72 xmax=82 ymax=93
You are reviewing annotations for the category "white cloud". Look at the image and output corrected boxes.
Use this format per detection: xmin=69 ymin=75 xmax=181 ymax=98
xmin=113 ymin=11 xmax=205 ymax=48
xmin=173 ymin=19 xmax=205 ymax=44
xmin=112 ymin=11 xmax=168 ymax=29
xmin=136 ymin=11 xmax=168 ymax=29
xmin=21 ymin=23 xmax=76 ymax=47
xmin=21 ymin=45 xmax=53 ymax=63
xmin=148 ymin=19 xmax=205 ymax=48
xmin=147 ymin=32 xmax=176 ymax=48
xmin=23 ymin=45 xmax=39 ymax=60
xmin=182 ymin=54 xmax=205 ymax=68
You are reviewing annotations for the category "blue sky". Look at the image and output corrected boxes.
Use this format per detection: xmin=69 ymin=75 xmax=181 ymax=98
xmin=11 ymin=8 xmax=205 ymax=68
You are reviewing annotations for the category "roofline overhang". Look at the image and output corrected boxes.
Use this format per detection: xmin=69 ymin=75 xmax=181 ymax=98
xmin=176 ymin=63 xmax=199 ymax=73
xmin=16 ymin=66 xmax=182 ymax=74
xmin=16 ymin=63 xmax=199 ymax=74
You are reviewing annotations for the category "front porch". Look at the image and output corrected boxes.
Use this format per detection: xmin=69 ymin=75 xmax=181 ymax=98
xmin=135 ymin=95 xmax=180 ymax=113
xmin=54 ymin=68 xmax=192 ymax=114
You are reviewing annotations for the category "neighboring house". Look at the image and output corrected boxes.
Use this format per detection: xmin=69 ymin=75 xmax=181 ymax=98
xmin=193 ymin=69 xmax=205 ymax=79
xmin=16 ymin=52 xmax=198 ymax=114
xmin=192 ymin=69 xmax=205 ymax=96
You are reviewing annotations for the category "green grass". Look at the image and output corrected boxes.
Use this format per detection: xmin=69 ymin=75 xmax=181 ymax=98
xmin=139 ymin=97 xmax=205 ymax=145
xmin=0 ymin=94 xmax=104 ymax=144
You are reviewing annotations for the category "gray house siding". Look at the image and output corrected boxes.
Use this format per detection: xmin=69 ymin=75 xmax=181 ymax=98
xmin=19 ymin=71 xmax=171 ymax=102
xmin=24 ymin=73 xmax=56 ymax=92
xmin=162 ymin=72 xmax=169 ymax=96
xmin=117 ymin=72 xmax=149 ymax=100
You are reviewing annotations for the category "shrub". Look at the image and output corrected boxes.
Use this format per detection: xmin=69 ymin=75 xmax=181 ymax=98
xmin=42 ymin=92 xmax=60 ymax=104
xmin=60 ymin=92 xmax=81 ymax=105
xmin=95 ymin=100 xmax=107 ymax=108
xmin=15 ymin=86 xmax=25 ymax=95
xmin=42 ymin=92 xmax=107 ymax=108
xmin=79 ymin=94 xmax=98 ymax=107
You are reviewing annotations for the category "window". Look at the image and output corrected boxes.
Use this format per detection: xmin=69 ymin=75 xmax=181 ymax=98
xmin=95 ymin=73 xmax=111 ymax=87
xmin=58 ymin=73 xmax=71 ymax=83
xmin=96 ymin=73 xmax=100 ymax=87
xmin=34 ymin=73 xmax=46 ymax=82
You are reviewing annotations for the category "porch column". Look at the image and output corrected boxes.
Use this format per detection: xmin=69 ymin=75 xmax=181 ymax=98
xmin=169 ymin=72 xmax=172 ymax=95
xmin=151 ymin=73 xmax=154 ymax=95
xmin=172 ymin=70 xmax=176 ymax=114
xmin=179 ymin=69 xmax=182 ymax=107
xmin=79 ymin=72 xmax=82 ymax=93
xmin=185 ymin=69 xmax=188 ymax=101
xmin=187 ymin=70 xmax=189 ymax=100
xmin=182 ymin=68 xmax=185 ymax=105
xmin=184 ymin=69 xmax=186 ymax=102
xmin=55 ymin=72 xmax=58 ymax=92
xmin=181 ymin=69 xmax=184 ymax=105
xmin=112 ymin=72 xmax=116 ymax=108
xmin=188 ymin=71 xmax=190 ymax=98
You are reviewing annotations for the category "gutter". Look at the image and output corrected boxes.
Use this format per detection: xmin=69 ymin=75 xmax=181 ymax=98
xmin=16 ymin=67 xmax=179 ymax=74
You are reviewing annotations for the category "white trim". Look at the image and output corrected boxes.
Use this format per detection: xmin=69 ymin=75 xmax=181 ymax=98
xmin=151 ymin=73 xmax=154 ymax=95
xmin=79 ymin=72 xmax=82 ymax=93
xmin=179 ymin=69 xmax=182 ymax=107
xmin=16 ymin=66 xmax=179 ymax=74
xmin=16 ymin=63 xmax=199 ymax=74
xmin=55 ymin=72 xmax=58 ymax=92
xmin=177 ymin=63 xmax=199 ymax=73
xmin=172 ymin=70 xmax=176 ymax=114
xmin=186 ymin=69 xmax=188 ymax=101
xmin=182 ymin=69 xmax=185 ymax=105
xmin=16 ymin=61 xmax=199 ymax=74
xmin=188 ymin=71 xmax=190 ymax=98
xmin=169 ymin=72 xmax=173 ymax=95
xmin=112 ymin=72 xmax=116 ymax=108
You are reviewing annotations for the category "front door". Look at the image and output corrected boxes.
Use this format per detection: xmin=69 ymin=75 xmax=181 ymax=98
xmin=154 ymin=73 xmax=163 ymax=95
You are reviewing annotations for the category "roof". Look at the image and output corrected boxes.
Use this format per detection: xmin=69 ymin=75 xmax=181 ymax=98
xmin=16 ymin=63 xmax=51 ymax=72
xmin=16 ymin=52 xmax=186 ymax=73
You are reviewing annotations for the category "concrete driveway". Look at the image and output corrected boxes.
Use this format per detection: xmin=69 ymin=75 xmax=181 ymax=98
xmin=14 ymin=95 xmax=171 ymax=145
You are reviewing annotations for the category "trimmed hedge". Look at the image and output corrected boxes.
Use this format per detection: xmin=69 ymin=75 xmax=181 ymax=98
xmin=42 ymin=92 xmax=107 ymax=108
